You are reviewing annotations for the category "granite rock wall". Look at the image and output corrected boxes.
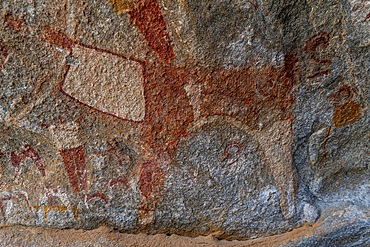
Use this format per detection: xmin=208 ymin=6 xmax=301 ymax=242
xmin=0 ymin=0 xmax=369 ymax=245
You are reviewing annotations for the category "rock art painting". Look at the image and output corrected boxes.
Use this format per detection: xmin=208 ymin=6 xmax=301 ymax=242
xmin=62 ymin=44 xmax=145 ymax=121
xmin=0 ymin=0 xmax=370 ymax=245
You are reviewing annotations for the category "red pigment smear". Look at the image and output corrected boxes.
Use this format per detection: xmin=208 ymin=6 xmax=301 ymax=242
xmin=60 ymin=146 xmax=86 ymax=192
xmin=86 ymin=192 xmax=108 ymax=204
xmin=139 ymin=161 xmax=157 ymax=199
xmin=307 ymin=70 xmax=331 ymax=79
xmin=141 ymin=55 xmax=296 ymax=156
xmin=128 ymin=0 xmax=175 ymax=63
xmin=245 ymin=0 xmax=257 ymax=10
xmin=3 ymin=12 xmax=24 ymax=31
xmin=110 ymin=178 xmax=131 ymax=189
xmin=0 ymin=38 xmax=8 ymax=68
xmin=329 ymin=85 xmax=355 ymax=105
xmin=42 ymin=26 xmax=74 ymax=52
xmin=304 ymin=31 xmax=331 ymax=64
xmin=10 ymin=145 xmax=46 ymax=177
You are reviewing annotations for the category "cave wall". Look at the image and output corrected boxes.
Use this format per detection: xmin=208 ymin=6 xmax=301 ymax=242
xmin=0 ymin=0 xmax=369 ymax=244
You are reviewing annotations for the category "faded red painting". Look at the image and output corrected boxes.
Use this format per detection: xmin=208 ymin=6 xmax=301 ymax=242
xmin=128 ymin=0 xmax=175 ymax=63
xmin=30 ymin=1 xmax=297 ymax=219
xmin=0 ymin=38 xmax=8 ymax=69
xmin=2 ymin=3 xmax=298 ymax=222
xmin=329 ymin=85 xmax=360 ymax=127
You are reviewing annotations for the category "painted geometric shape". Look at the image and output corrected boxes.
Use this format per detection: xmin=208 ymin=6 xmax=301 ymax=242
xmin=62 ymin=45 xmax=145 ymax=121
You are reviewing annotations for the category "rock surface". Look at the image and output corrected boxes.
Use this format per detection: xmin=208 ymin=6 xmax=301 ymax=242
xmin=0 ymin=0 xmax=369 ymax=245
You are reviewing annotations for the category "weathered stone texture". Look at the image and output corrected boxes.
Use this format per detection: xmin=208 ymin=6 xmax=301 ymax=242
xmin=0 ymin=0 xmax=370 ymax=245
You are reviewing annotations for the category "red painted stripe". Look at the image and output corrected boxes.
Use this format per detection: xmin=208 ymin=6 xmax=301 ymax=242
xmin=128 ymin=0 xmax=175 ymax=63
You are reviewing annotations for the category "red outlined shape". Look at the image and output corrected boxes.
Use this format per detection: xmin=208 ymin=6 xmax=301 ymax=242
xmin=224 ymin=142 xmax=242 ymax=167
xmin=6 ymin=144 xmax=46 ymax=179
xmin=85 ymin=192 xmax=108 ymax=204
xmin=0 ymin=192 xmax=32 ymax=223
xmin=93 ymin=141 xmax=132 ymax=189
xmin=60 ymin=146 xmax=87 ymax=193
xmin=41 ymin=25 xmax=296 ymax=211
xmin=59 ymin=41 xmax=146 ymax=122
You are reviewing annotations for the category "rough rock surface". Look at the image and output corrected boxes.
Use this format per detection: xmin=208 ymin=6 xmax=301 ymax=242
xmin=0 ymin=0 xmax=369 ymax=245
